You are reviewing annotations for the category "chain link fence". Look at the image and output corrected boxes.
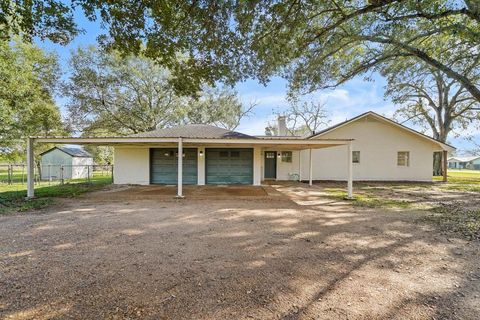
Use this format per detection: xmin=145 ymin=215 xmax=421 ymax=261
xmin=0 ymin=164 xmax=113 ymax=186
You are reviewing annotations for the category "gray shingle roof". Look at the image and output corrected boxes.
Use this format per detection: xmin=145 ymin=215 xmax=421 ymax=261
xmin=130 ymin=124 xmax=256 ymax=139
xmin=40 ymin=146 xmax=92 ymax=158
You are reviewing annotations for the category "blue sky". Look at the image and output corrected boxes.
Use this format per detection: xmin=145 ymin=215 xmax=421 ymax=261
xmin=36 ymin=9 xmax=478 ymax=154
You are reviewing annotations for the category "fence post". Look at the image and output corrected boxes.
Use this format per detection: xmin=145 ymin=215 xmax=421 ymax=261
xmin=60 ymin=165 xmax=64 ymax=185
xmin=8 ymin=165 xmax=12 ymax=185
xmin=21 ymin=164 xmax=25 ymax=184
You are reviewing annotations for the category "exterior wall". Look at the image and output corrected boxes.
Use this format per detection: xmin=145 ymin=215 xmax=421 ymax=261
xmin=71 ymin=157 xmax=94 ymax=179
xmin=197 ymin=147 xmax=206 ymax=185
xmin=40 ymin=149 xmax=73 ymax=180
xmin=114 ymin=145 xmax=262 ymax=185
xmin=300 ymin=117 xmax=439 ymax=181
xmin=114 ymin=147 xmax=150 ymax=185
xmin=264 ymin=150 xmax=301 ymax=181
xmin=253 ymin=146 xmax=262 ymax=185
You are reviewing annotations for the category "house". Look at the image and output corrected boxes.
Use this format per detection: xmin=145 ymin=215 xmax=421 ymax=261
xmin=26 ymin=111 xmax=454 ymax=198
xmin=448 ymin=156 xmax=480 ymax=170
xmin=40 ymin=146 xmax=93 ymax=180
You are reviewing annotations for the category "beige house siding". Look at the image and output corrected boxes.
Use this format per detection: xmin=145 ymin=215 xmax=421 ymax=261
xmin=114 ymin=147 xmax=150 ymax=185
xmin=296 ymin=116 xmax=438 ymax=181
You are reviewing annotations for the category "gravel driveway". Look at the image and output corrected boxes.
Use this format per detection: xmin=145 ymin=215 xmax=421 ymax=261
xmin=1 ymin=183 xmax=479 ymax=319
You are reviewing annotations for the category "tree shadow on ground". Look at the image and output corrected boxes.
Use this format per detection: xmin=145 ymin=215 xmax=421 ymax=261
xmin=0 ymin=183 xmax=479 ymax=319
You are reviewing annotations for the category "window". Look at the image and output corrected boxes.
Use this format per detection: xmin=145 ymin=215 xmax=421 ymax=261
xmin=266 ymin=152 xmax=275 ymax=159
xmin=281 ymin=151 xmax=292 ymax=163
xmin=397 ymin=151 xmax=410 ymax=166
xmin=230 ymin=151 xmax=240 ymax=158
xmin=219 ymin=151 xmax=229 ymax=158
xmin=352 ymin=151 xmax=360 ymax=164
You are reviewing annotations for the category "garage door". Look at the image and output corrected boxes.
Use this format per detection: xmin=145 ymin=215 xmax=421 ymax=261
xmin=206 ymin=148 xmax=253 ymax=184
xmin=150 ymin=148 xmax=197 ymax=184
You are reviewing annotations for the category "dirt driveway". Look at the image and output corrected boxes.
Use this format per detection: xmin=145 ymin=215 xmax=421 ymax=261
xmin=1 ymin=183 xmax=479 ymax=319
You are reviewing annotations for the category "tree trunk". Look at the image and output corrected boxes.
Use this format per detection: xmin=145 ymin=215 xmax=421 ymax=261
xmin=433 ymin=151 xmax=443 ymax=176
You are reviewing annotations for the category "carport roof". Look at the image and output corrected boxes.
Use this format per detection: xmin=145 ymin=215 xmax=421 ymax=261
xmin=129 ymin=124 xmax=255 ymax=139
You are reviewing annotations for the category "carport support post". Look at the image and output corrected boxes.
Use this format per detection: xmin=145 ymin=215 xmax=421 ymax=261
xmin=309 ymin=149 xmax=313 ymax=186
xmin=176 ymin=137 xmax=184 ymax=198
xmin=347 ymin=142 xmax=353 ymax=199
xmin=26 ymin=137 xmax=35 ymax=199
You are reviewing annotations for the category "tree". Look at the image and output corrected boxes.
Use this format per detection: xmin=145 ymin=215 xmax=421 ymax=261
xmin=0 ymin=0 xmax=79 ymax=44
xmin=64 ymin=47 xmax=254 ymax=135
xmin=184 ymin=86 xmax=255 ymax=130
xmin=265 ymin=98 xmax=329 ymax=136
xmin=4 ymin=1 xmax=480 ymax=98
xmin=384 ymin=57 xmax=480 ymax=174
xmin=0 ymin=38 xmax=64 ymax=161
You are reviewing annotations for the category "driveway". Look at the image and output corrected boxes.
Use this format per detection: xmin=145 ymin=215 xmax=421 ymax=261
xmin=0 ymin=183 xmax=479 ymax=319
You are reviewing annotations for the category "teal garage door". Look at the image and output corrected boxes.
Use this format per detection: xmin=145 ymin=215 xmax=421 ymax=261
xmin=150 ymin=148 xmax=197 ymax=184
xmin=206 ymin=148 xmax=253 ymax=184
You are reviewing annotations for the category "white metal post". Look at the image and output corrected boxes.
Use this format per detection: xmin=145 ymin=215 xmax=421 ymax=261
xmin=347 ymin=142 xmax=353 ymax=199
xmin=26 ymin=137 xmax=35 ymax=198
xmin=309 ymin=148 xmax=313 ymax=186
xmin=298 ymin=150 xmax=302 ymax=182
xmin=176 ymin=137 xmax=184 ymax=198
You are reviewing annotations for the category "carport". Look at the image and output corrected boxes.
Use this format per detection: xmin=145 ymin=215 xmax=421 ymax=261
xmin=26 ymin=136 xmax=354 ymax=198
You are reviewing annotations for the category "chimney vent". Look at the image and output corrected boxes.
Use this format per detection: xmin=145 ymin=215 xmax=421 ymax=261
xmin=277 ymin=115 xmax=287 ymax=136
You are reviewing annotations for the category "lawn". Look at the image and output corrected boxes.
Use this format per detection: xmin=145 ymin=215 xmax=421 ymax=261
xmin=323 ymin=169 xmax=480 ymax=240
xmin=0 ymin=173 xmax=112 ymax=214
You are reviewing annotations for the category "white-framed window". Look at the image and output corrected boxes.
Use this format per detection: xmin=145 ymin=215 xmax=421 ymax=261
xmin=281 ymin=151 xmax=292 ymax=163
xmin=352 ymin=151 xmax=360 ymax=164
xmin=397 ymin=151 xmax=410 ymax=166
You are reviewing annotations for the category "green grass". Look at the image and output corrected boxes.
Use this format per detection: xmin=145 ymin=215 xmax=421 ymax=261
xmin=434 ymin=169 xmax=480 ymax=192
xmin=324 ymin=187 xmax=414 ymax=209
xmin=0 ymin=173 xmax=112 ymax=214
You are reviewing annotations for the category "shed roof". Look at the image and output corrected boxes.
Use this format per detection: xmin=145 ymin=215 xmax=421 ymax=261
xmin=129 ymin=124 xmax=256 ymax=139
xmin=40 ymin=146 xmax=92 ymax=158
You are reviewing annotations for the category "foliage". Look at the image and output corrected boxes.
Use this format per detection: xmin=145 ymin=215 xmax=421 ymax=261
xmin=385 ymin=58 xmax=480 ymax=143
xmin=265 ymin=98 xmax=329 ymax=136
xmin=0 ymin=38 xmax=64 ymax=161
xmin=0 ymin=0 xmax=79 ymax=44
xmin=4 ymin=1 xmax=479 ymax=99
xmin=64 ymin=47 xmax=253 ymax=135
xmin=184 ymin=86 xmax=255 ymax=130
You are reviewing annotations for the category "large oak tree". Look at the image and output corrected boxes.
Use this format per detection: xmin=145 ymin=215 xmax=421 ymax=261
xmin=2 ymin=1 xmax=479 ymax=99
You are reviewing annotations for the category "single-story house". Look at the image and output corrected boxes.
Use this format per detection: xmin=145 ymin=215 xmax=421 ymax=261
xmin=448 ymin=156 xmax=480 ymax=170
xmin=26 ymin=111 xmax=454 ymax=198
xmin=39 ymin=146 xmax=93 ymax=180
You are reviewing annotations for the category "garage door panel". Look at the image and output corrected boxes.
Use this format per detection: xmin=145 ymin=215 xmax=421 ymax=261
xmin=206 ymin=148 xmax=253 ymax=184
xmin=150 ymin=148 xmax=197 ymax=184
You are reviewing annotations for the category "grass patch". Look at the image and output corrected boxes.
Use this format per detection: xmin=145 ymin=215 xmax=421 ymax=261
xmin=324 ymin=188 xmax=413 ymax=209
xmin=426 ymin=203 xmax=480 ymax=241
xmin=433 ymin=169 xmax=480 ymax=192
xmin=0 ymin=174 xmax=111 ymax=214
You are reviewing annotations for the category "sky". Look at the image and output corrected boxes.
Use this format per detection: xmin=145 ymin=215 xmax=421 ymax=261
xmin=35 ymin=8 xmax=478 ymax=154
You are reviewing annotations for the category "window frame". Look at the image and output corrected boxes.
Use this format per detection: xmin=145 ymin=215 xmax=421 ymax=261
xmin=352 ymin=151 xmax=360 ymax=164
xmin=397 ymin=151 xmax=410 ymax=167
xmin=281 ymin=151 xmax=292 ymax=163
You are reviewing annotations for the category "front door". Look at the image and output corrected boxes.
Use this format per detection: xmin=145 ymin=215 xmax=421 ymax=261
xmin=264 ymin=151 xmax=277 ymax=179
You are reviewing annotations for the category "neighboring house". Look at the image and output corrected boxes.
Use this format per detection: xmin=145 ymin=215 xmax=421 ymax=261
xmin=112 ymin=111 xmax=453 ymax=185
xmin=448 ymin=156 xmax=480 ymax=170
xmin=40 ymin=147 xmax=93 ymax=180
